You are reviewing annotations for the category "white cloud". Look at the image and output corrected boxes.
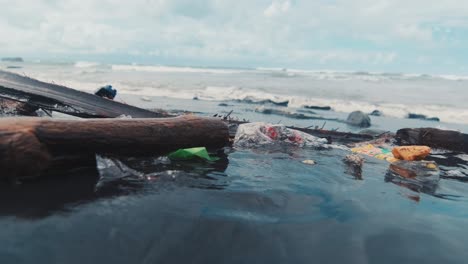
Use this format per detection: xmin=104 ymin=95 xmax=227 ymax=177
xmin=0 ymin=0 xmax=467 ymax=71
xmin=394 ymin=24 xmax=433 ymax=42
xmin=264 ymin=1 xmax=291 ymax=17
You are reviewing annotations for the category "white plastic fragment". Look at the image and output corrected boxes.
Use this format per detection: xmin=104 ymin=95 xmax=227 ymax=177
xmin=234 ymin=122 xmax=328 ymax=148
xmin=302 ymin=160 xmax=316 ymax=165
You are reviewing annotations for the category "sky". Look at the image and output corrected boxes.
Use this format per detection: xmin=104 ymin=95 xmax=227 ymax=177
xmin=1 ymin=0 xmax=468 ymax=73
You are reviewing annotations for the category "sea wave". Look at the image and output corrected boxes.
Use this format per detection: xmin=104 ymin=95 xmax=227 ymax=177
xmin=111 ymin=64 xmax=244 ymax=74
xmin=74 ymin=61 xmax=101 ymax=68
xmin=15 ymin=62 xmax=468 ymax=125
xmin=256 ymin=68 xmax=468 ymax=82
xmin=112 ymin=84 xmax=468 ymax=125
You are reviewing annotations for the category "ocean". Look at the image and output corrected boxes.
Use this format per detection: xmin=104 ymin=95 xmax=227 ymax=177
xmin=2 ymin=60 xmax=468 ymax=131
xmin=1 ymin=60 xmax=468 ymax=264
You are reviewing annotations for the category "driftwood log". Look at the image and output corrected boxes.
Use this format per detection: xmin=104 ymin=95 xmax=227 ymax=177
xmin=0 ymin=70 xmax=169 ymax=118
xmin=396 ymin=127 xmax=468 ymax=153
xmin=0 ymin=115 xmax=229 ymax=179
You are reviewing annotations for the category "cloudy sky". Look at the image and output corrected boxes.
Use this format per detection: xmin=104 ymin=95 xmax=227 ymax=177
xmin=1 ymin=0 xmax=467 ymax=73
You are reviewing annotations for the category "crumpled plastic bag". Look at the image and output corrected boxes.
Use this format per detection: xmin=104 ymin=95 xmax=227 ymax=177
xmin=351 ymin=144 xmax=398 ymax=163
xmin=234 ymin=122 xmax=328 ymax=148
xmin=168 ymin=147 xmax=219 ymax=161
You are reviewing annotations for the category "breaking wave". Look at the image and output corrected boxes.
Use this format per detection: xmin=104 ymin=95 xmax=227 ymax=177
xmin=16 ymin=61 xmax=468 ymax=125
xmin=115 ymin=84 xmax=468 ymax=125
xmin=74 ymin=61 xmax=101 ymax=68
xmin=111 ymin=64 xmax=245 ymax=74
xmin=256 ymin=68 xmax=468 ymax=82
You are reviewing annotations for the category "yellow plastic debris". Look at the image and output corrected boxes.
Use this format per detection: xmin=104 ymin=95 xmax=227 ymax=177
xmin=392 ymin=146 xmax=431 ymax=161
xmin=351 ymin=144 xmax=397 ymax=163
xmin=302 ymin=160 xmax=316 ymax=165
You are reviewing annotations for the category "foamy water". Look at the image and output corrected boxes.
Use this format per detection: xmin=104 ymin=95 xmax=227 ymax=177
xmin=2 ymin=61 xmax=468 ymax=125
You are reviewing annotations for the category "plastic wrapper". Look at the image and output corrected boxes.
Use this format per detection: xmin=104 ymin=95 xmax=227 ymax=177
xmin=385 ymin=160 xmax=440 ymax=195
xmin=234 ymin=122 xmax=328 ymax=148
xmin=168 ymin=147 xmax=219 ymax=161
xmin=351 ymin=144 xmax=398 ymax=163
xmin=388 ymin=160 xmax=440 ymax=182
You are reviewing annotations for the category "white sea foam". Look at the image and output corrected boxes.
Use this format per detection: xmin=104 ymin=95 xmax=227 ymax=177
xmin=14 ymin=62 xmax=468 ymax=125
xmin=74 ymin=61 xmax=101 ymax=68
xmin=111 ymin=64 xmax=244 ymax=74
xmin=257 ymin=67 xmax=468 ymax=82
xmin=113 ymin=84 xmax=468 ymax=125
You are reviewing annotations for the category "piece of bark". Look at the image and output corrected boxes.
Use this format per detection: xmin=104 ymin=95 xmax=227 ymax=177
xmin=0 ymin=115 xmax=229 ymax=179
xmin=0 ymin=70 xmax=169 ymax=118
xmin=396 ymin=128 xmax=468 ymax=153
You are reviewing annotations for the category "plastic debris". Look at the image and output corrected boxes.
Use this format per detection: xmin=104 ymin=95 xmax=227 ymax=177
xmin=168 ymin=147 xmax=219 ymax=161
xmin=389 ymin=160 xmax=439 ymax=180
xmin=95 ymin=85 xmax=117 ymax=100
xmin=96 ymin=155 xmax=144 ymax=179
xmin=234 ymin=122 xmax=328 ymax=148
xmin=344 ymin=154 xmax=365 ymax=166
xmin=344 ymin=154 xmax=365 ymax=179
xmin=302 ymin=160 xmax=316 ymax=165
xmin=385 ymin=160 xmax=440 ymax=200
xmin=351 ymin=144 xmax=398 ymax=163
xmin=116 ymin=114 xmax=133 ymax=119
xmin=392 ymin=146 xmax=431 ymax=161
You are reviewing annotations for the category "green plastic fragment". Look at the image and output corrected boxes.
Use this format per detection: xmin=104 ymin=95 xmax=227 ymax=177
xmin=168 ymin=147 xmax=219 ymax=161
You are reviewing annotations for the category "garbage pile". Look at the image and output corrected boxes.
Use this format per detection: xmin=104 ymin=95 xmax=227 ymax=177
xmin=233 ymin=121 xmax=444 ymax=196
xmin=234 ymin=122 xmax=329 ymax=148
xmin=0 ymin=69 xmax=466 ymax=192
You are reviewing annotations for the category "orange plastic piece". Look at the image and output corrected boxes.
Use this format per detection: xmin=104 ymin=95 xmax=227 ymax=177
xmin=392 ymin=146 xmax=431 ymax=161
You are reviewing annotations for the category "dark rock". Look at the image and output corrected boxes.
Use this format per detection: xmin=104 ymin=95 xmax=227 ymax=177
xmin=297 ymin=109 xmax=317 ymax=115
xmin=303 ymin=105 xmax=332 ymax=111
xmin=237 ymin=97 xmax=289 ymax=107
xmin=1 ymin=57 xmax=23 ymax=62
xmin=407 ymin=113 xmax=440 ymax=122
xmin=370 ymin=110 xmax=383 ymax=116
xmin=426 ymin=117 xmax=440 ymax=122
xmin=346 ymin=111 xmax=371 ymax=128
xmin=407 ymin=113 xmax=426 ymax=119
xmin=218 ymin=103 xmax=231 ymax=107
xmin=255 ymin=108 xmax=318 ymax=120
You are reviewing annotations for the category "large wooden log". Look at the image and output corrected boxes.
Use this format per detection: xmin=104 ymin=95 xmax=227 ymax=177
xmin=0 ymin=116 xmax=229 ymax=179
xmin=0 ymin=70 xmax=168 ymax=118
xmin=396 ymin=127 xmax=468 ymax=153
